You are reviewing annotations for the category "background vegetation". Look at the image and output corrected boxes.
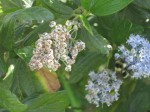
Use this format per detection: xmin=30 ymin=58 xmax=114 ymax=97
xmin=0 ymin=0 xmax=150 ymax=112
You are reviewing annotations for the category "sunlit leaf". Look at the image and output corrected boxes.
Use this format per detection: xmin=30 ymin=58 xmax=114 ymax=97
xmin=81 ymin=0 xmax=133 ymax=16
xmin=0 ymin=7 xmax=54 ymax=50
xmin=42 ymin=0 xmax=73 ymax=15
xmin=0 ymin=58 xmax=14 ymax=89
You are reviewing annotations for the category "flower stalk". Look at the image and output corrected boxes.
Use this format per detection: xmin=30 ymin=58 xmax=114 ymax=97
xmin=57 ymin=71 xmax=82 ymax=112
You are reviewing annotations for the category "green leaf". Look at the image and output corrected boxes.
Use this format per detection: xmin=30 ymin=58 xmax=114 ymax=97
xmin=15 ymin=46 xmax=33 ymax=63
xmin=0 ymin=20 xmax=2 ymax=29
xmin=79 ymin=28 xmax=110 ymax=54
xmin=0 ymin=88 xmax=27 ymax=112
xmin=133 ymin=0 xmax=150 ymax=10
xmin=11 ymin=59 xmax=46 ymax=97
xmin=81 ymin=0 xmax=133 ymax=16
xmin=0 ymin=17 xmax=15 ymax=50
xmin=15 ymin=24 xmax=25 ymax=41
xmin=130 ymin=24 xmax=144 ymax=34
xmin=70 ymin=52 xmax=107 ymax=83
xmin=114 ymin=80 xmax=150 ymax=112
xmin=0 ymin=58 xmax=7 ymax=77
xmin=128 ymin=81 xmax=150 ymax=112
xmin=22 ymin=21 xmax=51 ymax=46
xmin=5 ymin=6 xmax=54 ymax=24
xmin=26 ymin=91 xmax=69 ymax=112
xmin=72 ymin=0 xmax=80 ymax=6
xmin=42 ymin=0 xmax=73 ymax=15
xmin=111 ymin=20 xmax=132 ymax=45
xmin=0 ymin=7 xmax=54 ymax=50
xmin=0 ymin=0 xmax=22 ymax=12
xmin=124 ymin=5 xmax=150 ymax=22
xmin=129 ymin=92 xmax=149 ymax=112
xmin=89 ymin=14 xmax=120 ymax=41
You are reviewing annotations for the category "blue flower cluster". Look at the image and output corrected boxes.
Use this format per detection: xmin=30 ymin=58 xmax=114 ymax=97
xmin=85 ymin=70 xmax=122 ymax=107
xmin=85 ymin=34 xmax=150 ymax=107
xmin=115 ymin=34 xmax=150 ymax=79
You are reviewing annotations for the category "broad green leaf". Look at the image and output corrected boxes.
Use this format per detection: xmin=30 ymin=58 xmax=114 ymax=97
xmin=0 ymin=7 xmax=54 ymax=50
xmin=0 ymin=0 xmax=22 ymax=12
xmin=11 ymin=59 xmax=46 ymax=97
xmin=115 ymin=80 xmax=150 ymax=112
xmin=80 ymin=0 xmax=95 ymax=10
xmin=22 ymin=21 xmax=50 ymax=46
xmin=133 ymin=0 xmax=150 ymax=10
xmin=79 ymin=28 xmax=110 ymax=54
xmin=70 ymin=52 xmax=107 ymax=83
xmin=42 ymin=0 xmax=73 ymax=15
xmin=91 ymin=14 xmax=135 ymax=42
xmin=0 ymin=20 xmax=2 ymax=29
xmin=0 ymin=88 xmax=27 ymax=112
xmin=111 ymin=20 xmax=132 ymax=45
xmin=15 ymin=46 xmax=33 ymax=63
xmin=81 ymin=0 xmax=133 ymax=16
xmin=124 ymin=5 xmax=150 ymax=22
xmin=0 ymin=57 xmax=7 ymax=77
xmin=26 ymin=91 xmax=69 ymax=112
xmin=0 ymin=108 xmax=7 ymax=112
xmin=72 ymin=0 xmax=80 ymax=6
xmin=129 ymin=92 xmax=149 ymax=112
xmin=0 ymin=17 xmax=15 ymax=50
xmin=129 ymin=80 xmax=150 ymax=112
xmin=89 ymin=14 xmax=120 ymax=41
xmin=92 ymin=10 xmax=146 ymax=44
xmin=4 ymin=6 xmax=54 ymax=24
xmin=15 ymin=24 xmax=25 ymax=40
xmin=130 ymin=24 xmax=144 ymax=34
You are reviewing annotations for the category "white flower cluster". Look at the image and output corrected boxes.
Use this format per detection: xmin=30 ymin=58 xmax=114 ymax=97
xmin=115 ymin=34 xmax=150 ymax=79
xmin=29 ymin=20 xmax=85 ymax=72
xmin=85 ymin=70 xmax=123 ymax=107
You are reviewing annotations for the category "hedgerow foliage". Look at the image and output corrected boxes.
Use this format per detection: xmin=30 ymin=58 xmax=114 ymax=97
xmin=0 ymin=0 xmax=150 ymax=112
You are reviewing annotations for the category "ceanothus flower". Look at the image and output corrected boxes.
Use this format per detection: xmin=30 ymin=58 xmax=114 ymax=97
xmin=115 ymin=34 xmax=150 ymax=79
xmin=85 ymin=70 xmax=123 ymax=107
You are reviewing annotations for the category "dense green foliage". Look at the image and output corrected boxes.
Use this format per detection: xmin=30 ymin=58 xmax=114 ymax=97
xmin=0 ymin=0 xmax=150 ymax=112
